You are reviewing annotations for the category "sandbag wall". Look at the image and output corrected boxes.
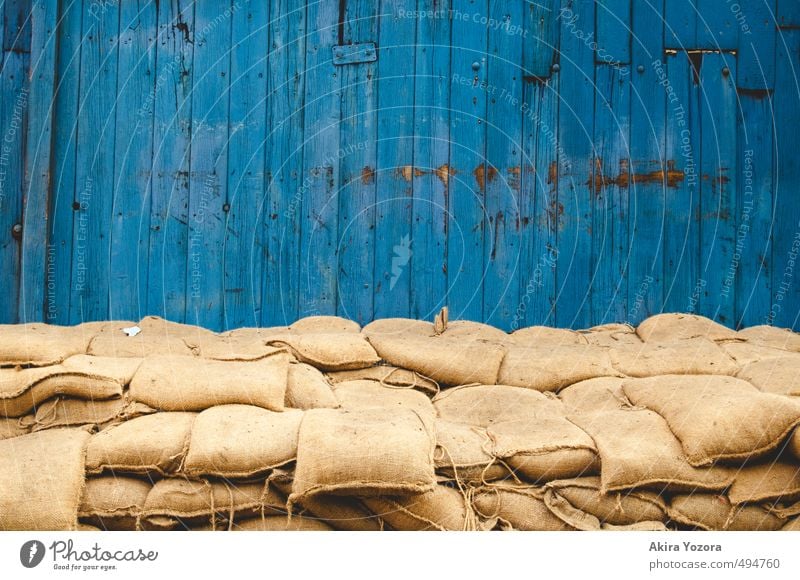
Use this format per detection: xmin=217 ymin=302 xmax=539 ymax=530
xmin=2 ymin=313 xmax=800 ymax=531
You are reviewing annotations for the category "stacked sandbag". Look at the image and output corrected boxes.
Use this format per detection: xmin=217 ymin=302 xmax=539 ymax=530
xmin=1 ymin=311 xmax=800 ymax=531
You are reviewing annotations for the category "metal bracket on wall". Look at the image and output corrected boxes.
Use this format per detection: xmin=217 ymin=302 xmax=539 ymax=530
xmin=332 ymin=42 xmax=377 ymax=65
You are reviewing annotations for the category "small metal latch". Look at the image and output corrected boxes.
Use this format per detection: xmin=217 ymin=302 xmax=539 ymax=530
xmin=332 ymin=42 xmax=377 ymax=66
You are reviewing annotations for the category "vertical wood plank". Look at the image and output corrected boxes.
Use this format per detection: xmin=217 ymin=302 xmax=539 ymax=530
xmin=556 ymin=0 xmax=595 ymax=328
xmin=518 ymin=0 xmax=559 ymax=328
xmin=592 ymin=63 xmax=630 ymax=324
xmin=147 ymin=0 xmax=194 ymax=323
xmin=483 ymin=0 xmax=523 ymax=329
xmin=373 ymin=0 xmax=416 ymax=319
xmin=223 ymin=0 xmax=269 ymax=329
xmin=410 ymin=0 xmax=450 ymax=321
xmin=185 ymin=2 xmax=232 ymax=331
xmin=697 ymin=52 xmax=737 ymax=326
xmin=777 ymin=0 xmax=800 ymax=27
xmin=735 ymin=1 xmax=776 ymax=327
xmin=110 ymin=0 xmax=157 ymax=322
xmin=336 ymin=0 xmax=377 ymax=325
xmin=21 ymin=0 xmax=59 ymax=323
xmin=627 ymin=0 xmax=666 ymax=324
xmin=299 ymin=0 xmax=340 ymax=318
xmin=0 ymin=0 xmax=30 ymax=323
xmin=597 ymin=0 xmax=631 ymax=65
xmin=447 ymin=0 xmax=488 ymax=322
xmin=664 ymin=0 xmax=696 ymax=49
xmin=262 ymin=0 xmax=306 ymax=326
xmin=770 ymin=31 xmax=800 ymax=329
xmin=663 ymin=50 xmax=702 ymax=314
xmin=695 ymin=0 xmax=737 ymax=49
xmin=70 ymin=0 xmax=120 ymax=322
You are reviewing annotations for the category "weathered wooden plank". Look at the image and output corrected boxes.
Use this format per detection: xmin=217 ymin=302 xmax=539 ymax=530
xmin=336 ymin=0 xmax=377 ymax=325
xmin=696 ymin=0 xmax=737 ymax=49
xmin=592 ymin=63 xmax=630 ymax=324
xmin=663 ymin=50 xmax=702 ymax=314
xmin=185 ymin=2 xmax=233 ymax=331
xmin=262 ymin=0 xmax=306 ymax=326
xmin=697 ymin=52 xmax=737 ymax=326
xmin=46 ymin=0 xmax=82 ymax=325
xmin=596 ymin=0 xmax=631 ymax=64
xmin=770 ymin=31 xmax=800 ymax=329
xmin=147 ymin=0 xmax=194 ymax=323
xmin=20 ymin=0 xmax=59 ymax=324
xmin=737 ymin=1 xmax=776 ymax=89
xmin=223 ymin=0 xmax=269 ymax=330
xmin=109 ymin=0 xmax=157 ymax=322
xmin=373 ymin=0 xmax=416 ymax=319
xmin=0 ymin=0 xmax=30 ymax=323
xmin=777 ymin=0 xmax=800 ymax=28
xmin=483 ymin=0 xmax=523 ymax=329
xmin=298 ymin=0 xmax=340 ymax=318
xmin=447 ymin=0 xmax=488 ymax=322
xmin=70 ymin=0 xmax=120 ymax=322
xmin=735 ymin=2 xmax=776 ymax=327
xmin=517 ymin=1 xmax=559 ymax=328
xmin=627 ymin=0 xmax=667 ymax=324
xmin=556 ymin=0 xmax=595 ymax=328
xmin=664 ymin=0 xmax=696 ymax=49
xmin=410 ymin=0 xmax=451 ymax=321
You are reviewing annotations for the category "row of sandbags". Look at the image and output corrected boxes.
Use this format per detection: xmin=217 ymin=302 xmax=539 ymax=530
xmin=1 ymin=312 xmax=800 ymax=531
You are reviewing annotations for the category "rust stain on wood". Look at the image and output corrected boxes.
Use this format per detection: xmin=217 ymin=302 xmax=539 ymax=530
xmin=473 ymin=165 xmax=498 ymax=192
xmin=434 ymin=164 xmax=455 ymax=188
xmin=588 ymin=158 xmax=685 ymax=191
xmin=547 ymin=161 xmax=558 ymax=188
xmin=361 ymin=166 xmax=375 ymax=184
xmin=397 ymin=166 xmax=424 ymax=181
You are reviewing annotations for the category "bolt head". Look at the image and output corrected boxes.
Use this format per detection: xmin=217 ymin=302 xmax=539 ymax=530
xmin=471 ymin=61 xmax=480 ymax=71
xmin=552 ymin=63 xmax=560 ymax=73
xmin=637 ymin=64 xmax=645 ymax=73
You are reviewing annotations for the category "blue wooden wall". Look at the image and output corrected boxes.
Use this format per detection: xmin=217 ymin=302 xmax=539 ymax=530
xmin=1 ymin=0 xmax=799 ymax=331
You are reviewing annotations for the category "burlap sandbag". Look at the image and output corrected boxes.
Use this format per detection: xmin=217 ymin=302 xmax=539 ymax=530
xmin=85 ymin=412 xmax=196 ymax=475
xmin=472 ymin=484 xmax=575 ymax=531
xmin=0 ymin=322 xmax=91 ymax=367
xmin=368 ymin=334 xmax=505 ymax=386
xmin=268 ymin=469 xmax=384 ymax=531
xmin=0 ymin=417 xmax=28 ymax=440
xmin=498 ymin=345 xmax=620 ymax=392
xmin=267 ymin=333 xmax=379 ymax=371
xmin=433 ymin=384 xmax=563 ymax=427
xmin=510 ymin=326 xmax=588 ymax=346
xmin=727 ymin=462 xmax=800 ymax=505
xmin=636 ymin=313 xmax=738 ymax=343
xmin=290 ymin=315 xmax=361 ymax=334
xmin=610 ymin=337 xmax=739 ymax=377
xmin=198 ymin=515 xmax=333 ymax=531
xmin=363 ymin=484 xmax=477 ymax=531
xmin=783 ymin=517 xmax=800 ymax=531
xmin=142 ymin=479 xmax=286 ymax=529
xmin=433 ymin=419 xmax=510 ymax=482
xmin=543 ymin=477 xmax=667 ymax=528
xmin=87 ymin=316 xmax=208 ymax=357
xmin=722 ymin=341 xmax=792 ymax=366
xmin=361 ymin=318 xmax=433 ymax=338
xmin=792 ymin=428 xmax=800 ymax=461
xmin=668 ymin=494 xmax=785 ymax=531
xmin=1 ymin=355 xmax=141 ymax=417
xmin=183 ymin=405 xmax=303 ymax=478
xmin=737 ymin=357 xmax=800 ymax=396
xmin=0 ymin=428 xmax=91 ymax=530
xmin=439 ymin=320 xmax=513 ymax=345
xmin=487 ymin=418 xmax=599 ymax=482
xmin=285 ymin=362 xmax=339 ymax=409
xmin=332 ymin=380 xmax=436 ymax=423
xmin=130 ymin=352 xmax=289 ymax=412
xmin=569 ymin=409 xmax=734 ymax=492
xmin=738 ymin=325 xmax=800 ymax=352
xmin=578 ymin=323 xmax=642 ymax=347
xmin=183 ymin=334 xmax=283 ymax=362
xmin=557 ymin=377 xmax=630 ymax=413
xmin=622 ymin=375 xmax=800 ymax=465
xmin=31 ymin=397 xmax=154 ymax=431
xmin=327 ymin=365 xmax=439 ymax=396
xmin=78 ymin=476 xmax=152 ymax=531
xmin=290 ymin=408 xmax=436 ymax=501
